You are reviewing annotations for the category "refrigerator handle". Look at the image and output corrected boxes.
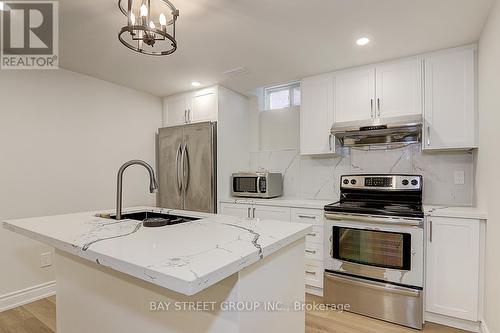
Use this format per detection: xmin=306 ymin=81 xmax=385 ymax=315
xmin=175 ymin=145 xmax=182 ymax=193
xmin=182 ymin=143 xmax=189 ymax=193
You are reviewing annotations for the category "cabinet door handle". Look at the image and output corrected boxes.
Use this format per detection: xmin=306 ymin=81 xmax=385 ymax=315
xmin=188 ymin=109 xmax=191 ymax=122
xmin=427 ymin=126 xmax=431 ymax=146
xmin=247 ymin=207 xmax=251 ymax=218
xmin=305 ymin=270 xmax=316 ymax=275
xmin=328 ymin=134 xmax=333 ymax=151
xmin=370 ymin=99 xmax=374 ymax=118
xmin=298 ymin=214 xmax=316 ymax=219
xmin=252 ymin=207 xmax=256 ymax=218
xmin=305 ymin=250 xmax=317 ymax=254
xmin=184 ymin=109 xmax=187 ymax=123
xmin=429 ymin=220 xmax=433 ymax=243
xmin=377 ymin=98 xmax=381 ymax=117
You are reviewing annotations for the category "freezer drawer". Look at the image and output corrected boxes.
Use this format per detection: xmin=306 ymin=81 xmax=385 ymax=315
xmin=324 ymin=272 xmax=423 ymax=330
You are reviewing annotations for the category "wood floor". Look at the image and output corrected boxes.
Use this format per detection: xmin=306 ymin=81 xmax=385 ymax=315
xmin=0 ymin=294 xmax=468 ymax=333
xmin=0 ymin=296 xmax=56 ymax=333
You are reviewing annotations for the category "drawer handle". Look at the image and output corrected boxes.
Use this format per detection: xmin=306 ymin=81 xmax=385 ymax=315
xmin=305 ymin=270 xmax=316 ymax=275
xmin=298 ymin=215 xmax=316 ymax=219
xmin=305 ymin=250 xmax=317 ymax=254
xmin=307 ymin=233 xmax=317 ymax=237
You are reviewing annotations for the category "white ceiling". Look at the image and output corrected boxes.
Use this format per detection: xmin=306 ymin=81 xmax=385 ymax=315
xmin=59 ymin=0 xmax=494 ymax=97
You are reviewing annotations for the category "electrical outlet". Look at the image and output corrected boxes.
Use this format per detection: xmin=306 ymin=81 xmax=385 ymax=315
xmin=454 ymin=170 xmax=465 ymax=185
xmin=40 ymin=252 xmax=52 ymax=268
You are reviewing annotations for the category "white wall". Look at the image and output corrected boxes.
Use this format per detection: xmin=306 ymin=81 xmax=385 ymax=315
xmin=476 ymin=0 xmax=500 ymax=331
xmin=259 ymin=106 xmax=300 ymax=151
xmin=217 ymin=86 xmax=251 ymax=201
xmin=0 ymin=69 xmax=162 ymax=298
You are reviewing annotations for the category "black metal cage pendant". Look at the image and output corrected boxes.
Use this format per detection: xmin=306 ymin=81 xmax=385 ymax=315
xmin=118 ymin=0 xmax=179 ymax=56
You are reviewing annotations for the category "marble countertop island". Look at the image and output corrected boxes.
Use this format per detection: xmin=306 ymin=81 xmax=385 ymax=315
xmin=3 ymin=206 xmax=312 ymax=296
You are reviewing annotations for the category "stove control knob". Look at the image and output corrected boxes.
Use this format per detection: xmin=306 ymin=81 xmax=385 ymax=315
xmin=402 ymin=179 xmax=409 ymax=186
xmin=411 ymin=179 xmax=419 ymax=186
xmin=343 ymin=179 xmax=349 ymax=185
xmin=351 ymin=179 xmax=357 ymax=185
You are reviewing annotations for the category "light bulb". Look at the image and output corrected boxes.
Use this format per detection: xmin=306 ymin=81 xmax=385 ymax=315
xmin=130 ymin=13 xmax=136 ymax=25
xmin=159 ymin=13 xmax=166 ymax=26
xmin=140 ymin=4 xmax=148 ymax=17
xmin=149 ymin=20 xmax=155 ymax=29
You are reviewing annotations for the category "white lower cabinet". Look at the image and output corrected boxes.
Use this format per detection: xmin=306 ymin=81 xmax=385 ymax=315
xmin=220 ymin=202 xmax=251 ymax=218
xmin=305 ymin=260 xmax=323 ymax=289
xmin=252 ymin=205 xmax=291 ymax=221
xmin=291 ymin=208 xmax=325 ymax=295
xmin=220 ymin=202 xmax=290 ymax=220
xmin=219 ymin=202 xmax=325 ymax=295
xmin=425 ymin=216 xmax=481 ymax=322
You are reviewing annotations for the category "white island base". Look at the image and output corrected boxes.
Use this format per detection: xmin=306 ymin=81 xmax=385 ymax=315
xmin=55 ymin=238 xmax=305 ymax=333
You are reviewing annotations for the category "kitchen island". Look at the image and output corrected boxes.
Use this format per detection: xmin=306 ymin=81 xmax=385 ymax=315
xmin=3 ymin=206 xmax=312 ymax=333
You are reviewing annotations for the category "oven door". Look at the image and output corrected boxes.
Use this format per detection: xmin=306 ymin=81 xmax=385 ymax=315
xmin=324 ymin=214 xmax=424 ymax=287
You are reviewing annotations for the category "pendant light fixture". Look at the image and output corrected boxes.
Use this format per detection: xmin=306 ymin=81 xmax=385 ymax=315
xmin=118 ymin=0 xmax=179 ymax=56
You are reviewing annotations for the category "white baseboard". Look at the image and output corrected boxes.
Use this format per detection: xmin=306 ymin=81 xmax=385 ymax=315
xmin=305 ymin=285 xmax=323 ymax=297
xmin=480 ymin=320 xmax=490 ymax=333
xmin=426 ymin=312 xmax=480 ymax=332
xmin=0 ymin=281 xmax=56 ymax=312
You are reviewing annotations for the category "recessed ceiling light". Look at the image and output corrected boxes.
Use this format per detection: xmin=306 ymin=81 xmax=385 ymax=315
xmin=191 ymin=81 xmax=201 ymax=87
xmin=0 ymin=2 xmax=4 ymax=11
xmin=356 ymin=37 xmax=371 ymax=46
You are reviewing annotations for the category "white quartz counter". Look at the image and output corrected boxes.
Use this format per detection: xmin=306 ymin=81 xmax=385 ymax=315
xmin=221 ymin=198 xmax=488 ymax=220
xmin=2 ymin=206 xmax=312 ymax=296
xmin=424 ymin=205 xmax=487 ymax=220
xmin=219 ymin=197 xmax=333 ymax=210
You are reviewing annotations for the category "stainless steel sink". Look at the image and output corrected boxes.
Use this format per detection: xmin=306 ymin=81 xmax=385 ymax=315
xmin=98 ymin=210 xmax=199 ymax=227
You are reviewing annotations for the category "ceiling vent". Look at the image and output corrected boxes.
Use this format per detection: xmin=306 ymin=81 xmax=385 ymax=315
xmin=222 ymin=67 xmax=249 ymax=78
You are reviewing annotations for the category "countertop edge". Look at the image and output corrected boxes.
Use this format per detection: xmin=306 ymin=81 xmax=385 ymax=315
xmin=219 ymin=198 xmax=332 ymax=210
xmin=423 ymin=205 xmax=487 ymax=220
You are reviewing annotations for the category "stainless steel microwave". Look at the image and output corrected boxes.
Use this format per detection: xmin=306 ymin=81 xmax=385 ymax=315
xmin=231 ymin=172 xmax=283 ymax=198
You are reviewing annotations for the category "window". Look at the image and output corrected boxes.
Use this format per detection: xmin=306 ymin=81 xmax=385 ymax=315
xmin=264 ymin=82 xmax=300 ymax=110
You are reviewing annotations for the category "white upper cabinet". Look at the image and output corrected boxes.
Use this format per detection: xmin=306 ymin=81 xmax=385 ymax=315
xmin=189 ymin=88 xmax=218 ymax=123
xmin=164 ymin=95 xmax=189 ymax=126
xmin=333 ymin=60 xmax=422 ymax=125
xmin=163 ymin=87 xmax=218 ymax=127
xmin=334 ymin=68 xmax=375 ymax=124
xmin=300 ymin=73 xmax=335 ymax=155
xmin=425 ymin=217 xmax=480 ymax=321
xmin=423 ymin=47 xmax=477 ymax=150
xmin=375 ymin=59 xmax=422 ymax=120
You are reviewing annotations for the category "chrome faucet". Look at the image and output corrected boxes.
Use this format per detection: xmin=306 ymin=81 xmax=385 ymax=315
xmin=116 ymin=160 xmax=159 ymax=220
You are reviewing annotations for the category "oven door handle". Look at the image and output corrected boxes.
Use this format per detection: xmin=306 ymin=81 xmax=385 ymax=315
xmin=324 ymin=272 xmax=421 ymax=297
xmin=324 ymin=212 xmax=422 ymax=226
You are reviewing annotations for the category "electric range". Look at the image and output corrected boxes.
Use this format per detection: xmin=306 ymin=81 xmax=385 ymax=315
xmin=323 ymin=174 xmax=424 ymax=330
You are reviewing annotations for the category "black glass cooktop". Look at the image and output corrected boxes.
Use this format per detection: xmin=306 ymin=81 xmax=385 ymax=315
xmin=324 ymin=200 xmax=424 ymax=218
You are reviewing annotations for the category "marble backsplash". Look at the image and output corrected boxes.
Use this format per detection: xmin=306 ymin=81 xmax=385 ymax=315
xmin=248 ymin=144 xmax=475 ymax=205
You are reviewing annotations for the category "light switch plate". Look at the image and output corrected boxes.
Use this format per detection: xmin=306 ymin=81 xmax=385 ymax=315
xmin=454 ymin=170 xmax=465 ymax=185
xmin=40 ymin=252 xmax=52 ymax=268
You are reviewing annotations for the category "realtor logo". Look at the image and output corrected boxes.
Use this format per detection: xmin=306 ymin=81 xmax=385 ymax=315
xmin=1 ymin=1 xmax=58 ymax=69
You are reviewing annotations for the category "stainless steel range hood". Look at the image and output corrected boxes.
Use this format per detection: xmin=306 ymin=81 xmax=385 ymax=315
xmin=331 ymin=115 xmax=422 ymax=148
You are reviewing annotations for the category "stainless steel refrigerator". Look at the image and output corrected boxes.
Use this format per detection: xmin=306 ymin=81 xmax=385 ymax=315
xmin=157 ymin=122 xmax=217 ymax=213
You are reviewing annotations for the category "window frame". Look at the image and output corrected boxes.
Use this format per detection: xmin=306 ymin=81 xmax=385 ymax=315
xmin=264 ymin=82 xmax=301 ymax=111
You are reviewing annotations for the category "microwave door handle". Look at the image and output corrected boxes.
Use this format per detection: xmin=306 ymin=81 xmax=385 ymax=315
xmin=256 ymin=176 xmax=261 ymax=193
